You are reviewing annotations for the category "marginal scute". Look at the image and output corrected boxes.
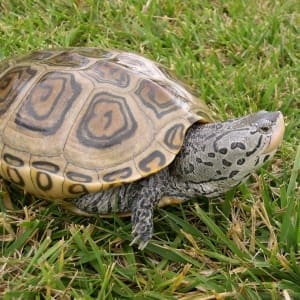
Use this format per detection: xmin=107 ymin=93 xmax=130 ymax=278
xmin=0 ymin=48 xmax=213 ymax=200
xmin=0 ymin=146 xmax=38 ymax=193
xmin=103 ymin=167 xmax=133 ymax=183
xmin=66 ymin=171 xmax=93 ymax=183
xmin=3 ymin=153 xmax=24 ymax=167
xmin=138 ymin=150 xmax=167 ymax=173
xmin=7 ymin=167 xmax=25 ymax=187
xmin=68 ymin=184 xmax=88 ymax=195
xmin=32 ymin=161 xmax=60 ymax=173
xmin=29 ymin=155 xmax=66 ymax=197
xmin=63 ymin=164 xmax=101 ymax=196
xmin=36 ymin=171 xmax=53 ymax=191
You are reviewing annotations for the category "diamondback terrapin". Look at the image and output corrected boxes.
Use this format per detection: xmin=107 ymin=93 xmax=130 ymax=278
xmin=0 ymin=48 xmax=284 ymax=249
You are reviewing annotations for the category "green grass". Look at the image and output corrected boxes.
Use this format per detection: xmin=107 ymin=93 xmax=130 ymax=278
xmin=0 ymin=0 xmax=299 ymax=299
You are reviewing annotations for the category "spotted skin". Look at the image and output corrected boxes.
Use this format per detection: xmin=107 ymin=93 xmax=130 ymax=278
xmin=74 ymin=111 xmax=284 ymax=249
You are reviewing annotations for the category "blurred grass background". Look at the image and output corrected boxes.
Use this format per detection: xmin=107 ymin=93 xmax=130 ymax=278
xmin=0 ymin=0 xmax=299 ymax=299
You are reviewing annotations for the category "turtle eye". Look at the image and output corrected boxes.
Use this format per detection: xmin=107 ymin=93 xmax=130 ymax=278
xmin=258 ymin=120 xmax=272 ymax=133
xmin=260 ymin=126 xmax=271 ymax=133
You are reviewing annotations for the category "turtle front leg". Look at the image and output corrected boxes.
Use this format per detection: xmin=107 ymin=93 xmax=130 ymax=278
xmin=129 ymin=185 xmax=162 ymax=250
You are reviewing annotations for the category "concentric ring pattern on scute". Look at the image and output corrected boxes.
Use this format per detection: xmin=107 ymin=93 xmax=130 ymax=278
xmin=76 ymin=92 xmax=138 ymax=149
xmin=15 ymin=71 xmax=82 ymax=135
xmin=0 ymin=48 xmax=210 ymax=200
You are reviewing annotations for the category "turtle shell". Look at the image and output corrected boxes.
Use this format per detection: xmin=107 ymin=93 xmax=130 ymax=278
xmin=0 ymin=48 xmax=212 ymax=200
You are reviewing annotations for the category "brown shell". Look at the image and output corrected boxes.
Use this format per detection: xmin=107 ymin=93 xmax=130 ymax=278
xmin=0 ymin=48 xmax=212 ymax=200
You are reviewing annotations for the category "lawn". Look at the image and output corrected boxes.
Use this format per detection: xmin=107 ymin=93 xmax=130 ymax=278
xmin=0 ymin=0 xmax=299 ymax=299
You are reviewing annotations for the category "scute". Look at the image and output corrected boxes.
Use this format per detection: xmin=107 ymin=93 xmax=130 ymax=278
xmin=15 ymin=71 xmax=82 ymax=135
xmin=0 ymin=66 xmax=38 ymax=116
xmin=0 ymin=48 xmax=213 ymax=200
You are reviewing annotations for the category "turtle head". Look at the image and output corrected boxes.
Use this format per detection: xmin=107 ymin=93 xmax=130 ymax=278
xmin=175 ymin=111 xmax=285 ymax=197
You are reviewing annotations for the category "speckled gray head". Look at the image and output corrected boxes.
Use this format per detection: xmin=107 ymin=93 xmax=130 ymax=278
xmin=170 ymin=110 xmax=285 ymax=197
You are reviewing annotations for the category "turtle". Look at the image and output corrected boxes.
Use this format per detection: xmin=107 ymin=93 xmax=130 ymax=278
xmin=0 ymin=48 xmax=284 ymax=249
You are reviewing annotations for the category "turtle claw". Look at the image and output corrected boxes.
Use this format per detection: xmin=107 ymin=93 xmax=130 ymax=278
xmin=129 ymin=235 xmax=149 ymax=250
xmin=130 ymin=223 xmax=152 ymax=250
xmin=138 ymin=240 xmax=149 ymax=250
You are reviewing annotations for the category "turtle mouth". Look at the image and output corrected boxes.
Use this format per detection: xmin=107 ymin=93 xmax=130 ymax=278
xmin=263 ymin=111 xmax=285 ymax=154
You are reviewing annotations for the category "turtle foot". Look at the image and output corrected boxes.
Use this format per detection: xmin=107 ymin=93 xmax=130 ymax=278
xmin=130 ymin=207 xmax=153 ymax=250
